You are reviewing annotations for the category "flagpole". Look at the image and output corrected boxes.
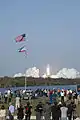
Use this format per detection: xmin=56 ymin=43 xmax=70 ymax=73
xmin=24 ymin=35 xmax=28 ymax=91
xmin=15 ymin=33 xmax=28 ymax=91
xmin=24 ymin=50 xmax=28 ymax=91
xmin=25 ymin=70 xmax=27 ymax=91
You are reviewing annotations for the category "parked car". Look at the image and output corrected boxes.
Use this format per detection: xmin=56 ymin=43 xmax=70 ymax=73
xmin=23 ymin=90 xmax=33 ymax=100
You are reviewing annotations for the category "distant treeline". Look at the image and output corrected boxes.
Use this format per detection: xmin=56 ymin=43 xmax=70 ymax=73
xmin=0 ymin=76 xmax=80 ymax=88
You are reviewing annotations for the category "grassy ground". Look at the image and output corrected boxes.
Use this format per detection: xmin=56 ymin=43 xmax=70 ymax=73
xmin=0 ymin=96 xmax=49 ymax=115
xmin=21 ymin=96 xmax=49 ymax=115
xmin=0 ymin=96 xmax=80 ymax=116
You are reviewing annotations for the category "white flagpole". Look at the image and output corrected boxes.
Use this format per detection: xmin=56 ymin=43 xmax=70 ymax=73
xmin=24 ymin=34 xmax=28 ymax=91
xmin=25 ymin=71 xmax=27 ymax=91
xmin=25 ymin=74 xmax=26 ymax=91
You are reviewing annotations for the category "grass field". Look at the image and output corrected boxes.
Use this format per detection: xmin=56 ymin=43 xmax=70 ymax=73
xmin=22 ymin=97 xmax=49 ymax=115
xmin=0 ymin=96 xmax=80 ymax=116
xmin=0 ymin=96 xmax=49 ymax=115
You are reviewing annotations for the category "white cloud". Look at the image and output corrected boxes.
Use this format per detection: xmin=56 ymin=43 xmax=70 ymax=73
xmin=13 ymin=66 xmax=80 ymax=79
xmin=56 ymin=68 xmax=80 ymax=79
xmin=25 ymin=67 xmax=39 ymax=78
xmin=13 ymin=67 xmax=40 ymax=78
xmin=48 ymin=68 xmax=80 ymax=79
xmin=13 ymin=73 xmax=24 ymax=77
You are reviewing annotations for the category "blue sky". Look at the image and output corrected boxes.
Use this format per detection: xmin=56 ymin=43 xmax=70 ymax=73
xmin=0 ymin=0 xmax=80 ymax=76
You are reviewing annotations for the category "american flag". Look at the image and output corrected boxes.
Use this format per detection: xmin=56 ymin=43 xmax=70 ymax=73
xmin=15 ymin=34 xmax=26 ymax=42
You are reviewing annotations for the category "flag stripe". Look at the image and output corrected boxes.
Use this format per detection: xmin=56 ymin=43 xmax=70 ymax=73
xmin=15 ymin=34 xmax=26 ymax=42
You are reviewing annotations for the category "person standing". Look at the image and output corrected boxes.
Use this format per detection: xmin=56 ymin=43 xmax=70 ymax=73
xmin=35 ymin=102 xmax=43 ymax=120
xmin=43 ymin=101 xmax=51 ymax=120
xmin=4 ymin=93 xmax=8 ymax=104
xmin=53 ymin=90 xmax=57 ymax=103
xmin=60 ymin=102 xmax=68 ymax=120
xmin=49 ymin=90 xmax=53 ymax=104
xmin=67 ymin=103 xmax=73 ymax=120
xmin=71 ymin=101 xmax=77 ymax=120
xmin=51 ymin=102 xmax=61 ymax=120
xmin=9 ymin=103 xmax=15 ymax=120
xmin=24 ymin=102 xmax=32 ymax=120
xmin=17 ymin=104 xmax=24 ymax=120
xmin=15 ymin=95 xmax=20 ymax=110
xmin=61 ymin=91 xmax=64 ymax=103
xmin=0 ymin=105 xmax=6 ymax=120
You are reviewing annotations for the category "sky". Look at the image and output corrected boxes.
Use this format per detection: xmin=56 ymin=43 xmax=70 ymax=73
xmin=0 ymin=0 xmax=80 ymax=76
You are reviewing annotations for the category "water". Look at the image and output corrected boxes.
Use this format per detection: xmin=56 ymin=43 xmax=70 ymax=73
xmin=0 ymin=85 xmax=77 ymax=93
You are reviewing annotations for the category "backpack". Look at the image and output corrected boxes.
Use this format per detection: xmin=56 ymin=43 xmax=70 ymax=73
xmin=36 ymin=104 xmax=43 ymax=113
xmin=25 ymin=106 xmax=31 ymax=115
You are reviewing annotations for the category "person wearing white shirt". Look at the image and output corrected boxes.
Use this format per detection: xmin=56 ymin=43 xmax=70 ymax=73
xmin=0 ymin=105 xmax=6 ymax=120
xmin=15 ymin=96 xmax=20 ymax=109
xmin=60 ymin=102 xmax=68 ymax=120
xmin=61 ymin=91 xmax=64 ymax=102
